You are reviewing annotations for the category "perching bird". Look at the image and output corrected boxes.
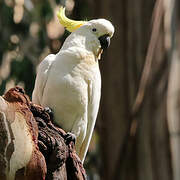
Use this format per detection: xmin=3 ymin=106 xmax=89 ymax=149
xmin=32 ymin=7 xmax=114 ymax=163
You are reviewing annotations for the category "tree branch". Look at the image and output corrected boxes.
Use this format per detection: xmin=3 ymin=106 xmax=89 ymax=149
xmin=0 ymin=86 xmax=86 ymax=180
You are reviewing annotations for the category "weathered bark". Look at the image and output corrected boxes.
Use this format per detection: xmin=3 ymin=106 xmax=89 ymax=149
xmin=0 ymin=87 xmax=86 ymax=180
xmin=166 ymin=1 xmax=180 ymax=180
xmin=0 ymin=86 xmax=46 ymax=180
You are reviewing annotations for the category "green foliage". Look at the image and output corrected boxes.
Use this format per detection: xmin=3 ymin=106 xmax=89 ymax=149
xmin=10 ymin=57 xmax=36 ymax=94
xmin=0 ymin=2 xmax=13 ymax=65
xmin=0 ymin=0 xmax=54 ymax=96
xmin=0 ymin=0 xmax=93 ymax=97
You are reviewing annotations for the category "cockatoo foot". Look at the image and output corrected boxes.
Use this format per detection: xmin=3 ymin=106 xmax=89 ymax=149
xmin=44 ymin=107 xmax=54 ymax=120
xmin=65 ymin=132 xmax=76 ymax=145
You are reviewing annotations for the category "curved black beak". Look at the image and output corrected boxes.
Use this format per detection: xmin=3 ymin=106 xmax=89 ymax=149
xmin=98 ymin=34 xmax=110 ymax=50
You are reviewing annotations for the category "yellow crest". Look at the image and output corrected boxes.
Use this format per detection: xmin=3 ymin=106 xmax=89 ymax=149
xmin=57 ymin=7 xmax=87 ymax=32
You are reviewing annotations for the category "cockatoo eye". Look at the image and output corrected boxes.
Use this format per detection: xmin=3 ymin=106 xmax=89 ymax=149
xmin=92 ymin=28 xmax=97 ymax=32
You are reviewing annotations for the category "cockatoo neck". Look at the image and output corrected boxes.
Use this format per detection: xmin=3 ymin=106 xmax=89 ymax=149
xmin=60 ymin=30 xmax=102 ymax=60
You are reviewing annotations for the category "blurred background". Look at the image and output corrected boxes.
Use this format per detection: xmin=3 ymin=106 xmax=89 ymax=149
xmin=0 ymin=0 xmax=180 ymax=179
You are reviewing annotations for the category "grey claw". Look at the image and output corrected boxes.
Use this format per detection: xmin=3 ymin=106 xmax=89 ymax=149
xmin=65 ymin=132 xmax=76 ymax=145
xmin=44 ymin=107 xmax=53 ymax=120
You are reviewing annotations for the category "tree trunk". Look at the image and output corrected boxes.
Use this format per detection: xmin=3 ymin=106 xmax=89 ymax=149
xmin=94 ymin=0 xmax=158 ymax=179
xmin=166 ymin=0 xmax=180 ymax=180
xmin=0 ymin=87 xmax=86 ymax=180
xmin=86 ymin=0 xmax=179 ymax=179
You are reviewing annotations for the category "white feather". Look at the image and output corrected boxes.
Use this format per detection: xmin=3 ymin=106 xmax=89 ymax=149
xmin=32 ymin=18 xmax=114 ymax=162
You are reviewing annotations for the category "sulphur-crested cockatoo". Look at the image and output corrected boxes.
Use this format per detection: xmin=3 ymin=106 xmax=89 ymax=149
xmin=32 ymin=7 xmax=114 ymax=163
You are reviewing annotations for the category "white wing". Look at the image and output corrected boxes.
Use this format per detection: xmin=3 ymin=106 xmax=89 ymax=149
xmin=79 ymin=71 xmax=101 ymax=162
xmin=32 ymin=54 xmax=56 ymax=105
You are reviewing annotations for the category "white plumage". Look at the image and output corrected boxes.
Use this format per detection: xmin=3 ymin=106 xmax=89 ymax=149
xmin=32 ymin=14 xmax=114 ymax=162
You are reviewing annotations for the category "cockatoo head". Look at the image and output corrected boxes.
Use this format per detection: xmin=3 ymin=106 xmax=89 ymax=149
xmin=57 ymin=7 xmax=114 ymax=59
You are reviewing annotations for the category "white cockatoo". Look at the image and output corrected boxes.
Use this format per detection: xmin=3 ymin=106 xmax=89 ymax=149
xmin=32 ymin=7 xmax=114 ymax=163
